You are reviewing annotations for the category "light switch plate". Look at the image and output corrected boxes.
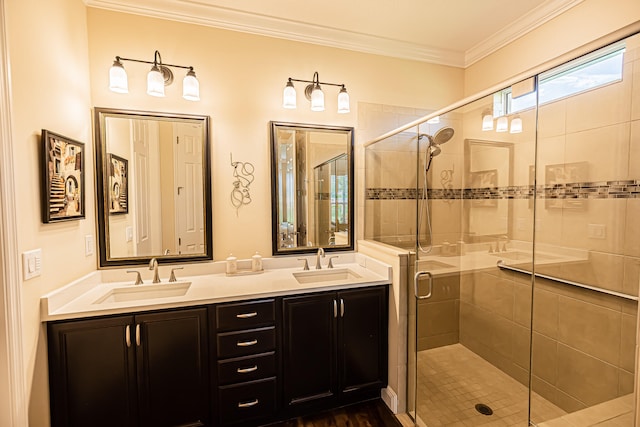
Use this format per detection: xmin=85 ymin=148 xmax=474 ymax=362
xmin=22 ymin=249 xmax=42 ymax=280
xmin=85 ymin=235 xmax=94 ymax=256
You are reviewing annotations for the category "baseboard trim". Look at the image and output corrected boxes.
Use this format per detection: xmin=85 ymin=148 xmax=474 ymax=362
xmin=381 ymin=387 xmax=398 ymax=414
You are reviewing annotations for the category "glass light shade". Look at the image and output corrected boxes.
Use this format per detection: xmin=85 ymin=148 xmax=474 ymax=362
xmin=310 ymin=85 xmax=324 ymax=111
xmin=109 ymin=60 xmax=128 ymax=93
xmin=427 ymin=116 xmax=440 ymax=124
xmin=510 ymin=117 xmax=523 ymax=133
xmin=337 ymin=87 xmax=350 ymax=113
xmin=482 ymin=114 xmax=494 ymax=131
xmin=182 ymin=70 xmax=200 ymax=101
xmin=283 ymin=81 xmax=296 ymax=109
xmin=147 ymin=65 xmax=165 ymax=97
xmin=496 ymin=116 xmax=508 ymax=132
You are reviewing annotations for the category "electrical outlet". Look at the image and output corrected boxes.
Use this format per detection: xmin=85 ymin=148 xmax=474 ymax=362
xmin=22 ymin=249 xmax=42 ymax=280
xmin=85 ymin=235 xmax=94 ymax=256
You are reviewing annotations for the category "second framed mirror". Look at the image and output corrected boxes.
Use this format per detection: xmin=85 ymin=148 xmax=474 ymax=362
xmin=270 ymin=121 xmax=354 ymax=255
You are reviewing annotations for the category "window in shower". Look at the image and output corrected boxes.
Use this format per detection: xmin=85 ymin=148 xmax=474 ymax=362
xmin=493 ymin=40 xmax=626 ymax=115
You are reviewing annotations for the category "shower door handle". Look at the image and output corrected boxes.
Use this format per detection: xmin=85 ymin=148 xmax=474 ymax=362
xmin=414 ymin=271 xmax=433 ymax=300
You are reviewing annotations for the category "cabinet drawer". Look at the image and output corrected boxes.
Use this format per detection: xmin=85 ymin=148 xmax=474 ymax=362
xmin=217 ymin=327 xmax=276 ymax=359
xmin=216 ymin=299 xmax=275 ymax=331
xmin=218 ymin=352 xmax=276 ymax=385
xmin=218 ymin=377 xmax=277 ymax=425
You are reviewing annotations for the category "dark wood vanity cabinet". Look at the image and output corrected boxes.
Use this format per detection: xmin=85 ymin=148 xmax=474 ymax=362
xmin=47 ymin=285 xmax=388 ymax=427
xmin=282 ymin=286 xmax=388 ymax=414
xmin=211 ymin=299 xmax=279 ymax=426
xmin=47 ymin=307 xmax=209 ymax=427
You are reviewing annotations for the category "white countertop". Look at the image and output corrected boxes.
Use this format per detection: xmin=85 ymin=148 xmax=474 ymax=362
xmin=41 ymin=253 xmax=392 ymax=321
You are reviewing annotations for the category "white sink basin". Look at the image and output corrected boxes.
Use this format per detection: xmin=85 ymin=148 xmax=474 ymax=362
xmin=293 ymin=268 xmax=362 ymax=284
xmin=93 ymin=282 xmax=191 ymax=304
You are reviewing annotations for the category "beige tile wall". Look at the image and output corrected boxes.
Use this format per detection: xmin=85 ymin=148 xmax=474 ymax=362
xmin=457 ymin=267 xmax=637 ymax=413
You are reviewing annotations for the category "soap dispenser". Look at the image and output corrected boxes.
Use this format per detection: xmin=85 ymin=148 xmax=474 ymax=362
xmin=225 ymin=254 xmax=237 ymax=275
xmin=251 ymin=252 xmax=263 ymax=272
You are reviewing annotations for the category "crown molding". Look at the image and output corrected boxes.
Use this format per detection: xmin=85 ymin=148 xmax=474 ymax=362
xmin=464 ymin=0 xmax=585 ymax=67
xmin=85 ymin=0 xmax=465 ymax=66
xmin=85 ymin=0 xmax=582 ymax=68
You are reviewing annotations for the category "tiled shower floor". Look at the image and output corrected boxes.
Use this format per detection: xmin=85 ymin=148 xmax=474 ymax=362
xmin=416 ymin=344 xmax=566 ymax=426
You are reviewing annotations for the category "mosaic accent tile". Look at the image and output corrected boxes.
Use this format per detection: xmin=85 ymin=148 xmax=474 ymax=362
xmin=365 ymin=180 xmax=640 ymax=200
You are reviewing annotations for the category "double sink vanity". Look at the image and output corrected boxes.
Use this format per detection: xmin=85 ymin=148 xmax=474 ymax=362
xmin=42 ymin=254 xmax=391 ymax=427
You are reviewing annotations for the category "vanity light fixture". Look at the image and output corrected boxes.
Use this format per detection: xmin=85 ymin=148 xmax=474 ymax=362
xmin=108 ymin=50 xmax=200 ymax=101
xmin=283 ymin=71 xmax=350 ymax=113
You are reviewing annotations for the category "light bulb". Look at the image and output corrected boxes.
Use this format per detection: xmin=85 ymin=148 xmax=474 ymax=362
xmin=310 ymin=84 xmax=324 ymax=111
xmin=109 ymin=59 xmax=128 ymax=93
xmin=337 ymin=86 xmax=350 ymax=113
xmin=147 ymin=64 xmax=165 ymax=97
xmin=182 ymin=69 xmax=200 ymax=101
xmin=482 ymin=113 xmax=493 ymax=131
xmin=510 ymin=117 xmax=523 ymax=133
xmin=283 ymin=80 xmax=296 ymax=109
xmin=496 ymin=116 xmax=508 ymax=132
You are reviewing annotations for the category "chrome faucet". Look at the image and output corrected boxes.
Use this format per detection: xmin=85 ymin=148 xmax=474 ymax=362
xmin=149 ymin=258 xmax=161 ymax=283
xmin=315 ymin=248 xmax=325 ymax=270
xmin=498 ymin=235 xmax=509 ymax=252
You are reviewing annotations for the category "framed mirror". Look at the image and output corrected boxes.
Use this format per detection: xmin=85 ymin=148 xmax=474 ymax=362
xmin=464 ymin=138 xmax=514 ymax=241
xmin=94 ymin=108 xmax=212 ymax=267
xmin=270 ymin=121 xmax=354 ymax=255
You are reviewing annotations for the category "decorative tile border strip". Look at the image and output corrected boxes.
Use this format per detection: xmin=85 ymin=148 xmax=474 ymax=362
xmin=365 ymin=180 xmax=640 ymax=200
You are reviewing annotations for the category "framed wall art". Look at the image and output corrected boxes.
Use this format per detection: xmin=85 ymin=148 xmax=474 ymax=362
xmin=108 ymin=153 xmax=128 ymax=215
xmin=41 ymin=129 xmax=85 ymax=223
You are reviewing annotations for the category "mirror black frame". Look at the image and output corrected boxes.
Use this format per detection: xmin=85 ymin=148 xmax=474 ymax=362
xmin=94 ymin=107 xmax=213 ymax=267
xmin=270 ymin=121 xmax=355 ymax=256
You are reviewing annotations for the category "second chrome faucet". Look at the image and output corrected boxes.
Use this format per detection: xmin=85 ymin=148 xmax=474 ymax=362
xmin=149 ymin=258 xmax=161 ymax=283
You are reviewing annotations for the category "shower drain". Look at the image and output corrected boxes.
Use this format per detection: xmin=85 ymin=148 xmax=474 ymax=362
xmin=475 ymin=403 xmax=494 ymax=416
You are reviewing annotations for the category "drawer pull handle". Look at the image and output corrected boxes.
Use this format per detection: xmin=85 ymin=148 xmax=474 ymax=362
xmin=237 ymin=365 xmax=258 ymax=374
xmin=125 ymin=325 xmax=131 ymax=348
xmin=237 ymin=339 xmax=258 ymax=347
xmin=238 ymin=399 xmax=259 ymax=408
xmin=236 ymin=312 xmax=258 ymax=319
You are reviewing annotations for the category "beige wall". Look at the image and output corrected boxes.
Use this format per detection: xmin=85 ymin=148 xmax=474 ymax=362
xmin=465 ymin=0 xmax=640 ymax=97
xmin=86 ymin=8 xmax=464 ymax=262
xmin=5 ymin=0 xmax=94 ymax=424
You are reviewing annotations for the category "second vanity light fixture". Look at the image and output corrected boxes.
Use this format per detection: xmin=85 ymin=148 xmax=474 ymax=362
xmin=109 ymin=50 xmax=200 ymax=101
xmin=283 ymin=71 xmax=350 ymax=113
xmin=482 ymin=110 xmax=522 ymax=134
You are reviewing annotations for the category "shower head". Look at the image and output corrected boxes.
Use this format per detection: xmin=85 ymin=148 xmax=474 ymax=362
xmin=432 ymin=127 xmax=454 ymax=145
xmin=417 ymin=127 xmax=455 ymax=146
xmin=429 ymin=145 xmax=441 ymax=157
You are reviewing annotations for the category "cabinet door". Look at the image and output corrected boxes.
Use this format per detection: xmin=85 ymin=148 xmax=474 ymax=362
xmin=135 ymin=308 xmax=209 ymax=427
xmin=48 ymin=315 xmax=137 ymax=427
xmin=338 ymin=287 xmax=388 ymax=396
xmin=282 ymin=293 xmax=337 ymax=409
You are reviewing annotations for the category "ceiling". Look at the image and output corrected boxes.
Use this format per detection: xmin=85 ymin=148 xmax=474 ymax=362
xmin=85 ymin=0 xmax=584 ymax=67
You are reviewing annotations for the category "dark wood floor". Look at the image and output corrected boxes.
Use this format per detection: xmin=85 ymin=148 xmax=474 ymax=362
xmin=265 ymin=399 xmax=403 ymax=427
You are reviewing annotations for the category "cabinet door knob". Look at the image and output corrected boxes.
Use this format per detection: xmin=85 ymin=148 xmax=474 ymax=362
xmin=237 ymin=365 xmax=258 ymax=374
xmin=236 ymin=339 xmax=258 ymax=347
xmin=238 ymin=399 xmax=259 ymax=408
xmin=236 ymin=312 xmax=258 ymax=319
